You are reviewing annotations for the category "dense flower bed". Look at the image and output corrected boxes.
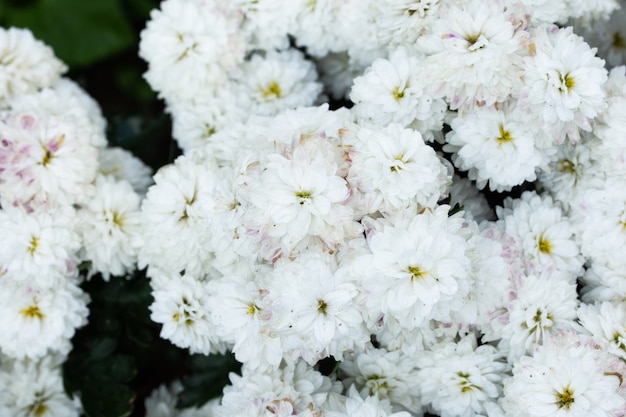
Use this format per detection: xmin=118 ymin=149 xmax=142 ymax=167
xmin=1 ymin=0 xmax=626 ymax=416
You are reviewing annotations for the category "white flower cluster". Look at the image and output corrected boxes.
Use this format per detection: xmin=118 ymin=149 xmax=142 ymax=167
xmin=0 ymin=27 xmax=153 ymax=416
xmin=139 ymin=0 xmax=626 ymax=416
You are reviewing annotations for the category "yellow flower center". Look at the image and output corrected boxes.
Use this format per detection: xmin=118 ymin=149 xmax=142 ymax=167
xmin=406 ymin=1 xmax=434 ymax=18
xmin=560 ymin=72 xmax=575 ymax=92
xmin=537 ymin=234 xmax=553 ymax=254
xmin=204 ymin=124 xmax=217 ymax=137
xmin=466 ymin=33 xmax=488 ymax=51
xmin=555 ymin=385 xmax=575 ymax=410
xmin=619 ymin=210 xmax=626 ymax=230
xmin=557 ymin=159 xmax=575 ymax=174
xmin=30 ymin=401 xmax=48 ymax=417
xmin=113 ymin=211 xmax=124 ymax=228
xmin=408 ymin=265 xmax=428 ymax=281
xmin=40 ymin=134 xmax=65 ymax=167
xmin=179 ymin=192 xmax=197 ymax=222
xmin=27 ymin=236 xmax=39 ymax=255
xmin=366 ymin=375 xmax=391 ymax=397
xmin=496 ymin=124 xmax=513 ymax=146
xmin=613 ymin=331 xmax=626 ymax=352
xmin=21 ymin=304 xmax=45 ymax=320
xmin=41 ymin=148 xmax=53 ymax=167
xmin=392 ymin=86 xmax=405 ymax=101
xmin=317 ymin=299 xmax=328 ymax=315
xmin=175 ymin=33 xmax=197 ymax=61
xmin=295 ymin=190 xmax=312 ymax=205
xmin=260 ymin=81 xmax=282 ymax=99
xmin=247 ymin=303 xmax=260 ymax=315
xmin=457 ymin=371 xmax=481 ymax=393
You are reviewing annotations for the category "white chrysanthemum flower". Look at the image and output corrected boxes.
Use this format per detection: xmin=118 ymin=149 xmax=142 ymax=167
xmin=521 ymin=26 xmax=608 ymax=143
xmin=144 ymin=380 xmax=181 ymax=417
xmin=498 ymin=271 xmax=580 ymax=361
xmin=571 ymin=177 xmax=626 ymax=269
xmin=77 ymin=175 xmax=142 ymax=280
xmin=270 ymin=251 xmax=367 ymax=365
xmin=0 ymin=356 xmax=82 ymax=417
xmin=0 ymin=112 xmax=98 ymax=208
xmin=516 ymin=0 xmax=568 ymax=25
xmin=350 ymin=47 xmax=443 ymax=128
xmin=580 ymin=260 xmax=626 ymax=302
xmin=209 ymin=268 xmax=283 ymax=369
xmin=236 ymin=49 xmax=322 ymax=116
xmin=149 ymin=269 xmax=224 ymax=355
xmin=98 ymin=146 xmax=153 ymax=195
xmin=371 ymin=316 xmax=451 ymax=357
xmin=323 ymin=385 xmax=412 ymax=417
xmin=358 ymin=206 xmax=471 ymax=328
xmin=235 ymin=0 xmax=300 ymax=51
xmin=0 ymin=280 xmax=89 ymax=359
xmin=201 ymin=165 xmax=260 ymax=273
xmin=168 ymin=89 xmax=245 ymax=153
xmin=253 ymin=103 xmax=353 ymax=150
xmin=217 ymin=360 xmax=340 ymax=417
xmin=0 ymin=27 xmax=66 ymax=104
xmin=291 ymin=0 xmax=340 ymax=58
xmin=374 ymin=0 xmax=442 ymax=49
xmin=577 ymin=4 xmax=626 ymax=67
xmin=0 ymin=204 xmax=80 ymax=288
xmin=139 ymin=0 xmax=245 ymax=102
xmin=347 ymin=123 xmax=450 ymax=212
xmin=244 ymin=141 xmax=352 ymax=258
xmin=445 ymin=101 xmax=544 ymax=192
xmin=502 ymin=331 xmax=626 ymax=417
xmin=144 ymin=380 xmax=220 ymax=417
xmin=340 ymin=348 xmax=421 ymax=412
xmin=578 ymin=301 xmax=626 ymax=360
xmin=333 ymin=0 xmax=388 ymax=66
xmin=7 ymin=78 xmax=108 ymax=148
xmin=416 ymin=334 xmax=509 ymax=417
xmin=456 ymin=223 xmax=510 ymax=331
xmin=566 ymin=0 xmax=620 ymax=24
xmin=416 ymin=0 xmax=526 ymax=109
xmin=496 ymin=191 xmax=583 ymax=276
xmin=537 ymin=139 xmax=605 ymax=212
xmin=593 ymin=66 xmax=626 ymax=176
xmin=139 ymin=155 xmax=220 ymax=278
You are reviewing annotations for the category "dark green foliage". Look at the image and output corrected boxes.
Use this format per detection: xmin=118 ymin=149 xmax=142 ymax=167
xmin=1 ymin=0 xmax=134 ymax=67
xmin=63 ymin=273 xmax=165 ymax=417
xmin=63 ymin=272 xmax=241 ymax=417
xmin=176 ymin=353 xmax=241 ymax=410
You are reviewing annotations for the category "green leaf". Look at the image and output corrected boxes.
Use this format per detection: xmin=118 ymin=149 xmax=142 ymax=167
xmin=90 ymin=355 xmax=137 ymax=383
xmin=176 ymin=353 xmax=241 ymax=409
xmin=3 ymin=0 xmax=135 ymax=67
xmin=88 ymin=337 xmax=118 ymax=361
xmin=81 ymin=382 xmax=135 ymax=417
xmin=125 ymin=325 xmax=153 ymax=348
xmin=113 ymin=63 xmax=157 ymax=103
xmin=449 ymin=202 xmax=465 ymax=216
